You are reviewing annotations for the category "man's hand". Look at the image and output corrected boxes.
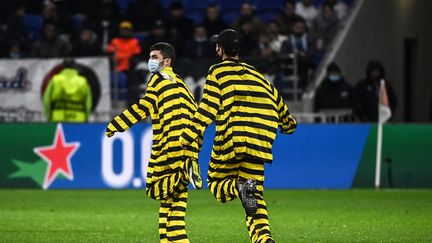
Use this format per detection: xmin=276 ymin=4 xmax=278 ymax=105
xmin=106 ymin=130 xmax=116 ymax=138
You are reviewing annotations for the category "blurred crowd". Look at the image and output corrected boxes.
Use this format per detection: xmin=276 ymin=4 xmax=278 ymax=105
xmin=0 ymin=0 xmax=351 ymax=85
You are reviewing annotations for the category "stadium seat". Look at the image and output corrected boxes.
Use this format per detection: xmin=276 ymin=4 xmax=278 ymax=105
xmin=24 ymin=15 xmax=43 ymax=42
xmin=110 ymin=71 xmax=127 ymax=100
xmin=160 ymin=0 xmax=172 ymax=9
xmin=185 ymin=10 xmax=205 ymax=25
xmin=258 ymin=11 xmax=279 ymax=23
xmin=219 ymin=0 xmax=243 ymax=12
xmin=117 ymin=0 xmax=135 ymax=14
xmin=222 ymin=11 xmax=238 ymax=26
xmin=70 ymin=15 xmax=83 ymax=32
xmin=182 ymin=0 xmax=212 ymax=10
xmin=252 ymin=0 xmax=284 ymax=11
xmin=183 ymin=0 xmax=209 ymax=24
xmin=134 ymin=33 xmax=146 ymax=44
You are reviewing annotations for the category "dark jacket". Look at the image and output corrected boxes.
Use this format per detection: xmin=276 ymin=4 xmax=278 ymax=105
xmin=314 ymin=76 xmax=358 ymax=112
xmin=354 ymin=60 xmax=397 ymax=122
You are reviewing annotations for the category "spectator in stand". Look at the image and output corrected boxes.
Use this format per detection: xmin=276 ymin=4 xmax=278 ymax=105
xmin=314 ymin=63 xmax=358 ymax=114
xmin=71 ymin=28 xmax=102 ymax=57
xmin=232 ymin=3 xmax=264 ymax=38
xmin=258 ymin=33 xmax=275 ymax=59
xmin=267 ymin=21 xmax=288 ymax=53
xmin=202 ymin=4 xmax=227 ymax=38
xmin=8 ymin=41 xmax=25 ymax=59
xmin=0 ymin=27 xmax=8 ymax=57
xmin=31 ymin=22 xmax=70 ymax=58
xmin=280 ymin=17 xmax=314 ymax=88
xmin=141 ymin=20 xmax=181 ymax=57
xmin=275 ymin=0 xmax=302 ymax=35
xmin=166 ymin=1 xmax=195 ymax=41
xmin=106 ymin=21 xmax=141 ymax=73
xmin=326 ymin=0 xmax=349 ymax=20
xmin=295 ymin=0 xmax=318 ymax=28
xmin=89 ymin=0 xmax=121 ymax=51
xmin=254 ymin=32 xmax=279 ymax=73
xmin=311 ymin=3 xmax=340 ymax=51
xmin=41 ymin=1 xmax=74 ymax=40
xmin=238 ymin=22 xmax=260 ymax=58
xmin=5 ymin=4 xmax=29 ymax=47
xmin=354 ymin=60 xmax=397 ymax=122
xmin=184 ymin=25 xmax=213 ymax=60
xmin=126 ymin=0 xmax=164 ymax=33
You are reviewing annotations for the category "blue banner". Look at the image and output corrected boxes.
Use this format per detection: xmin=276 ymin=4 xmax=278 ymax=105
xmin=45 ymin=123 xmax=370 ymax=189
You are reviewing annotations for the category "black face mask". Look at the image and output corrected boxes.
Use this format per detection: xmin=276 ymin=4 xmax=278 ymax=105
xmin=294 ymin=32 xmax=303 ymax=38
xmin=216 ymin=46 xmax=223 ymax=61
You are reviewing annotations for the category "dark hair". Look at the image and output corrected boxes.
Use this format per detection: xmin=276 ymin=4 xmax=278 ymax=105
xmin=150 ymin=42 xmax=176 ymax=62
xmin=223 ymin=47 xmax=239 ymax=57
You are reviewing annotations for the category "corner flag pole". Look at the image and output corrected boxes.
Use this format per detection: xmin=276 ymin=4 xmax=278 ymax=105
xmin=374 ymin=79 xmax=392 ymax=190
xmin=374 ymin=122 xmax=383 ymax=189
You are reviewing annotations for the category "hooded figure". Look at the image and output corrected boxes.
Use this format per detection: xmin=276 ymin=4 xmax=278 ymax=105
xmin=314 ymin=62 xmax=358 ymax=113
xmin=354 ymin=60 xmax=397 ymax=122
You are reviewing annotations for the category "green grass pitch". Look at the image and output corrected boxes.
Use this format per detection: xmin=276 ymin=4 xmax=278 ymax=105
xmin=1 ymin=189 xmax=431 ymax=242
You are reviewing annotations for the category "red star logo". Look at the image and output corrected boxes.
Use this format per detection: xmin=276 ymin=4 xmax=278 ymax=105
xmin=34 ymin=124 xmax=80 ymax=189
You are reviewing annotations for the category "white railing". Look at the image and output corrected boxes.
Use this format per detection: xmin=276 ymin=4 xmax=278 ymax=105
xmin=293 ymin=109 xmax=355 ymax=123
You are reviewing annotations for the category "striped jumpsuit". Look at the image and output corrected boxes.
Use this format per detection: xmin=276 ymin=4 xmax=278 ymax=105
xmin=106 ymin=67 xmax=200 ymax=242
xmin=180 ymin=59 xmax=296 ymax=243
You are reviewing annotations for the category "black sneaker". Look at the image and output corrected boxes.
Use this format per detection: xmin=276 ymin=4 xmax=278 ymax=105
xmin=237 ymin=179 xmax=257 ymax=216
xmin=188 ymin=158 xmax=202 ymax=189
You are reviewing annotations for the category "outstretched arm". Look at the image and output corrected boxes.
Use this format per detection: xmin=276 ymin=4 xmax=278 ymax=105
xmin=180 ymin=72 xmax=220 ymax=148
xmin=273 ymin=86 xmax=296 ymax=134
xmin=106 ymin=85 xmax=158 ymax=137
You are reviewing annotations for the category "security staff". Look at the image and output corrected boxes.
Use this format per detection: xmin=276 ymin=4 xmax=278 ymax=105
xmin=180 ymin=29 xmax=296 ymax=243
xmin=106 ymin=42 xmax=202 ymax=243
xmin=43 ymin=58 xmax=92 ymax=122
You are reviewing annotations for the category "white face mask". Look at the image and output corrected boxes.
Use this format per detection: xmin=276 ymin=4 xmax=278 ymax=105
xmin=329 ymin=74 xmax=341 ymax=82
xmin=148 ymin=59 xmax=162 ymax=73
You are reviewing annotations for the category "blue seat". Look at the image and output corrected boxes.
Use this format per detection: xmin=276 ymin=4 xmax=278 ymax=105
xmin=110 ymin=71 xmax=128 ymax=100
xmin=134 ymin=33 xmax=146 ymax=44
xmin=219 ymin=0 xmax=242 ymax=11
xmin=183 ymin=0 xmax=212 ymax=10
xmin=252 ymin=0 xmax=284 ymax=11
xmin=258 ymin=11 xmax=278 ymax=23
xmin=70 ymin=15 xmax=83 ymax=31
xmin=24 ymin=15 xmax=43 ymax=42
xmin=117 ymin=0 xmax=135 ymax=14
xmin=186 ymin=10 xmax=205 ymax=25
xmin=160 ymin=0 xmax=172 ymax=9
xmin=221 ymin=11 xmax=238 ymax=26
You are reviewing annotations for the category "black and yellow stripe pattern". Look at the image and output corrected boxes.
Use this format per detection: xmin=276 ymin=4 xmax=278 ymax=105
xmin=106 ymin=66 xmax=198 ymax=242
xmin=107 ymin=67 xmax=200 ymax=185
xmin=180 ymin=59 xmax=296 ymax=243
xmin=180 ymin=59 xmax=296 ymax=180
xmin=159 ymin=191 xmax=189 ymax=242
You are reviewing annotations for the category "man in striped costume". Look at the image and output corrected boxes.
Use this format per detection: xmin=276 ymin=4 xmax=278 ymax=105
xmin=180 ymin=29 xmax=297 ymax=243
xmin=106 ymin=42 xmax=202 ymax=243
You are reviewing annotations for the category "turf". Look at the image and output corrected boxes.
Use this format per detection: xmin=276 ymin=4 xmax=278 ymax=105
xmin=0 ymin=190 xmax=431 ymax=242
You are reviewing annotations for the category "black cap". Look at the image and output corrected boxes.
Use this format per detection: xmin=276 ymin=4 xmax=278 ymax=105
xmin=210 ymin=29 xmax=240 ymax=52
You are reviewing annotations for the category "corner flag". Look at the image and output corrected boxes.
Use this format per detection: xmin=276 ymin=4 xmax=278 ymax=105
xmin=375 ymin=79 xmax=392 ymax=189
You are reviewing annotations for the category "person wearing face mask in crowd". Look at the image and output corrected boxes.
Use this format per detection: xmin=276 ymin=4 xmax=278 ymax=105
xmin=314 ymin=63 xmax=359 ymax=118
xmin=183 ymin=25 xmax=213 ymax=60
xmin=106 ymin=42 xmax=202 ymax=242
xmin=354 ymin=59 xmax=397 ymax=122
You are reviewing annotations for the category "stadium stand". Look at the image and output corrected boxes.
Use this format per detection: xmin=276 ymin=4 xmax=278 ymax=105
xmin=0 ymin=0 xmax=355 ymax=122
